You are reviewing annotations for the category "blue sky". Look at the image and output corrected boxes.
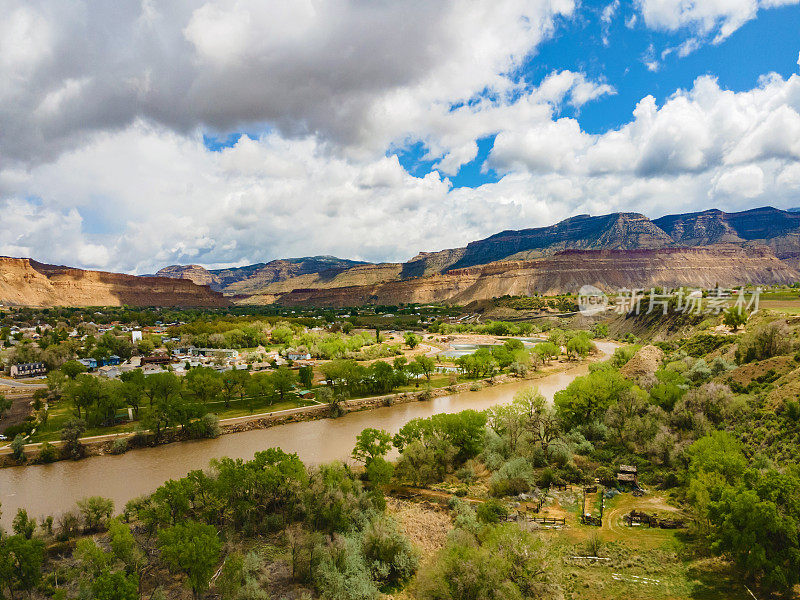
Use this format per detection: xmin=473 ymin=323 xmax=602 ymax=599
xmin=389 ymin=0 xmax=800 ymax=189
xmin=3 ymin=0 xmax=800 ymax=272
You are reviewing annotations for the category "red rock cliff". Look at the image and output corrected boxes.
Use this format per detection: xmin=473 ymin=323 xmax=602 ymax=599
xmin=0 ymin=257 xmax=228 ymax=307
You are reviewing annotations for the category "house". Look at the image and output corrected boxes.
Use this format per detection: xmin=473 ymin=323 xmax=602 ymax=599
xmin=287 ymin=351 xmax=312 ymax=361
xmin=97 ymin=366 xmax=121 ymax=379
xmin=10 ymin=362 xmax=47 ymax=378
xmin=77 ymin=358 xmax=98 ymax=370
xmin=141 ymin=355 xmax=172 ymax=365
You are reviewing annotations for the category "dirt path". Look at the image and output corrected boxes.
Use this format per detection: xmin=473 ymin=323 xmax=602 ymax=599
xmin=603 ymin=493 xmax=684 ymax=540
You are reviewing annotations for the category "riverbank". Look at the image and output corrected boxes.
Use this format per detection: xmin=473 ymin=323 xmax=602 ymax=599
xmin=0 ymin=352 xmax=597 ymax=468
xmin=0 ymin=341 xmax=617 ymax=526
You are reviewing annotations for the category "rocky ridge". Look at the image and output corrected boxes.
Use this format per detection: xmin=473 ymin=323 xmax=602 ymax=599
xmin=249 ymin=245 xmax=799 ymax=307
xmin=0 ymin=257 xmax=227 ymax=308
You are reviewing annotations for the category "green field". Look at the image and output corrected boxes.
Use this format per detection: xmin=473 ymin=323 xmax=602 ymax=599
xmin=30 ymin=395 xmax=314 ymax=442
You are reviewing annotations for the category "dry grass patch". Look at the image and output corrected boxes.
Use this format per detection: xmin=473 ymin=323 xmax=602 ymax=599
xmin=721 ymin=354 xmax=795 ymax=387
xmin=386 ymin=497 xmax=451 ymax=557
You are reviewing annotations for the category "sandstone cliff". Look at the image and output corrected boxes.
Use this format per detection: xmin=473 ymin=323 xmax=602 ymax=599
xmin=0 ymin=257 xmax=228 ymax=307
xmin=156 ymin=256 xmax=367 ymax=292
xmin=262 ymin=245 xmax=799 ymax=307
xmin=154 ymin=206 xmax=800 ymax=307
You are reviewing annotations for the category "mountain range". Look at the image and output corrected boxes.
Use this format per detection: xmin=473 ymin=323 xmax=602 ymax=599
xmin=153 ymin=206 xmax=800 ymax=306
xmin=1 ymin=206 xmax=799 ymax=308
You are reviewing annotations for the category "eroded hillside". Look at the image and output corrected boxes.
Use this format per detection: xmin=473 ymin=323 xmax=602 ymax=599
xmin=0 ymin=257 xmax=228 ymax=307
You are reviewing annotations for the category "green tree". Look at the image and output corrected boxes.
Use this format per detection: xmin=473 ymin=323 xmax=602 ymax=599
xmin=412 ymin=355 xmax=435 ymax=383
xmin=533 ymin=341 xmax=559 ymax=364
xmin=45 ymin=370 xmax=68 ymax=399
xmin=0 ymin=535 xmax=45 ymax=599
xmin=91 ymin=569 xmax=139 ymax=600
xmin=119 ymin=369 xmax=146 ymax=419
xmin=65 ymin=373 xmax=102 ymax=420
xmin=298 ymin=365 xmax=314 ymax=388
xmin=61 ymin=359 xmax=88 ymax=379
xmin=107 ymin=518 xmax=144 ymax=574
xmin=722 ymin=307 xmax=747 ymax=331
xmin=352 ymin=428 xmax=392 ymax=465
xmin=158 ymin=520 xmax=222 ymax=599
xmin=271 ymin=366 xmax=296 ymax=403
xmin=185 ymin=367 xmax=223 ymax=404
xmin=565 ymin=334 xmax=593 ymax=360
xmin=77 ymin=496 xmax=114 ymax=532
xmin=365 ymin=457 xmax=395 ymax=487
xmin=60 ymin=417 xmax=87 ymax=460
xmin=11 ymin=509 xmax=35 ymax=539
xmin=404 ymin=332 xmax=420 ymax=349
xmin=554 ymin=369 xmax=631 ymax=430
xmin=0 ymin=394 xmax=11 ymax=419
xmin=10 ymin=434 xmax=26 ymax=462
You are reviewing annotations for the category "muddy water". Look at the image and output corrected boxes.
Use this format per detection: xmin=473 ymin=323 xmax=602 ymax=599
xmin=0 ymin=342 xmax=616 ymax=526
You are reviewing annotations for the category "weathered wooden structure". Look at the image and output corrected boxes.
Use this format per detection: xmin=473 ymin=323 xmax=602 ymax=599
xmin=623 ymin=509 xmax=684 ymax=529
xmin=617 ymin=464 xmax=638 ymax=486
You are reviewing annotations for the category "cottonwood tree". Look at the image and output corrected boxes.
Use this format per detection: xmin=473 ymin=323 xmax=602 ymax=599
xmin=158 ymin=520 xmax=222 ymax=600
xmin=352 ymin=428 xmax=392 ymax=465
xmin=0 ymin=535 xmax=45 ymax=599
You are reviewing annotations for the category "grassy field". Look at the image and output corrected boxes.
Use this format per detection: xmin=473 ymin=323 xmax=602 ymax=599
xmin=539 ymin=492 xmax=751 ymax=600
xmin=386 ymin=488 xmax=752 ymax=600
xmin=759 ymin=299 xmax=800 ymax=314
xmin=30 ymin=396 xmax=314 ymax=442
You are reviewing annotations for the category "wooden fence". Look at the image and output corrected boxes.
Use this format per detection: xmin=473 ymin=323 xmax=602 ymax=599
xmin=623 ymin=510 xmax=684 ymax=529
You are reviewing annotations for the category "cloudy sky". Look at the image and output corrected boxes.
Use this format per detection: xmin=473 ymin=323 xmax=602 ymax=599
xmin=2 ymin=0 xmax=800 ymax=273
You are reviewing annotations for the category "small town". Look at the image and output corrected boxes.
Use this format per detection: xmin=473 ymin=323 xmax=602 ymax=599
xmin=2 ymin=1 xmax=800 ymax=599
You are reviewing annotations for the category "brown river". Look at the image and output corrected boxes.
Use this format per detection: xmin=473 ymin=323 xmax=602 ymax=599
xmin=0 ymin=342 xmax=615 ymax=526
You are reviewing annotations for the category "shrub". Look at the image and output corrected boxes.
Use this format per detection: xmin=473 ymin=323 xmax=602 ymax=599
xmin=110 ymin=438 xmax=128 ymax=455
xmin=530 ymin=445 xmax=547 ymax=467
xmin=709 ymin=357 xmax=735 ymax=376
xmin=489 ymin=477 xmax=529 ymax=497
xmin=311 ymin=534 xmax=379 ymax=600
xmin=56 ymin=510 xmax=82 ymax=541
xmin=786 ymin=400 xmax=800 ymax=421
xmin=3 ymin=421 xmax=35 ymax=439
xmin=418 ymin=390 xmax=433 ymax=401
xmin=77 ymin=496 xmax=114 ymax=532
xmin=361 ymin=516 xmax=419 ymax=587
xmin=595 ymin=466 xmax=616 ymax=487
xmin=187 ymin=413 xmax=221 ymax=439
xmin=129 ymin=428 xmax=149 ymax=448
xmin=736 ymin=321 xmax=791 ymax=363
xmin=413 ymin=524 xmax=558 ymax=599
xmin=455 ymin=464 xmax=475 ymax=484
xmin=12 ymin=509 xmax=36 ymax=539
xmin=36 ymin=441 xmax=59 ymax=463
xmin=685 ymin=358 xmax=712 ymax=384
xmin=489 ymin=457 xmax=536 ymax=497
xmin=536 ymin=467 xmax=558 ymax=489
xmin=547 ymin=440 xmax=572 ymax=468
xmin=482 ymin=450 xmax=505 ymax=472
xmin=10 ymin=434 xmax=27 ymax=462
xmin=476 ymin=499 xmax=508 ymax=524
